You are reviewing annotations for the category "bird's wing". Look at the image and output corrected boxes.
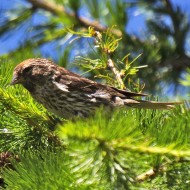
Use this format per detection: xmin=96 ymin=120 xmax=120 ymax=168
xmin=56 ymin=68 xmax=148 ymax=98
xmin=56 ymin=70 xmax=100 ymax=93
xmin=110 ymin=86 xmax=148 ymax=97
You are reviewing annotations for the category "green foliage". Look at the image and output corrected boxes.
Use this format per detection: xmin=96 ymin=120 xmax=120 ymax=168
xmin=0 ymin=1 xmax=189 ymax=188
xmin=180 ymin=68 xmax=190 ymax=87
xmin=0 ymin=9 xmax=32 ymax=37
xmin=1 ymin=0 xmax=189 ymax=92
xmin=3 ymin=150 xmax=106 ymax=190
xmin=1 ymin=101 xmax=190 ymax=189
xmin=0 ymin=58 xmax=62 ymax=152
xmin=0 ymin=57 xmax=188 ymax=189
xmin=68 ymin=26 xmax=147 ymax=90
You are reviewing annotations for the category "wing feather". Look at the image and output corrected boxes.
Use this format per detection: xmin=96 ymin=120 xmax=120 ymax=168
xmin=57 ymin=67 xmax=148 ymax=98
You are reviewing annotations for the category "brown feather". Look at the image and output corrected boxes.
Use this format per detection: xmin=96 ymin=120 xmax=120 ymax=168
xmin=110 ymin=86 xmax=148 ymax=97
xmin=124 ymin=99 xmax=182 ymax=109
xmin=11 ymin=58 xmax=183 ymax=118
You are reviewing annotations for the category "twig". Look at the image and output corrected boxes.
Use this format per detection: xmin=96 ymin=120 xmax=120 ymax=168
xmin=136 ymin=167 xmax=162 ymax=182
xmin=28 ymin=0 xmax=122 ymax=36
xmin=107 ymin=59 xmax=125 ymax=89
xmin=136 ymin=158 xmax=190 ymax=182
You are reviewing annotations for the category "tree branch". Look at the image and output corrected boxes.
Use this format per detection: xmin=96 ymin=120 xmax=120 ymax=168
xmin=27 ymin=0 xmax=122 ymax=36
xmin=136 ymin=158 xmax=190 ymax=182
xmin=28 ymin=0 xmax=66 ymax=15
xmin=107 ymin=59 xmax=125 ymax=89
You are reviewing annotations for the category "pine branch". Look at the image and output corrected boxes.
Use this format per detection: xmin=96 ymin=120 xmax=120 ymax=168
xmin=136 ymin=158 xmax=190 ymax=182
xmin=0 ymin=87 xmax=63 ymax=150
xmin=27 ymin=0 xmax=122 ymax=37
xmin=113 ymin=141 xmax=190 ymax=157
xmin=107 ymin=58 xmax=125 ymax=89
xmin=56 ymin=108 xmax=190 ymax=187
xmin=0 ymin=88 xmax=53 ymax=127
xmin=57 ymin=108 xmax=190 ymax=158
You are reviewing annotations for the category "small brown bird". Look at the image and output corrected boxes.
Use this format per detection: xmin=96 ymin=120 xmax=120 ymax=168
xmin=11 ymin=58 xmax=180 ymax=119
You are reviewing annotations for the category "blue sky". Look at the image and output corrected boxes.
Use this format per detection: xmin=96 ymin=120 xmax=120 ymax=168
xmin=0 ymin=0 xmax=190 ymax=56
xmin=0 ymin=0 xmax=190 ymax=96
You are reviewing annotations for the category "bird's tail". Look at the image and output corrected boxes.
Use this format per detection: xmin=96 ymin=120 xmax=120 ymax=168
xmin=124 ymin=99 xmax=182 ymax=110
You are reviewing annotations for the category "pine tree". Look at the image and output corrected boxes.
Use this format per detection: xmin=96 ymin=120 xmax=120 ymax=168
xmin=0 ymin=1 xmax=190 ymax=189
xmin=0 ymin=0 xmax=189 ymax=92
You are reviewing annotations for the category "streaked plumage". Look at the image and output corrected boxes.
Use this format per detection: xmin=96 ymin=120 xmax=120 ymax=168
xmin=11 ymin=58 xmax=181 ymax=118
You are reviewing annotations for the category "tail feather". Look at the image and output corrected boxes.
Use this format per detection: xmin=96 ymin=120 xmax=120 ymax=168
xmin=124 ymin=99 xmax=182 ymax=110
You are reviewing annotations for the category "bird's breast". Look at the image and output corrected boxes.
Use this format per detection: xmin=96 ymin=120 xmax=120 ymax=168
xmin=30 ymin=83 xmax=105 ymax=118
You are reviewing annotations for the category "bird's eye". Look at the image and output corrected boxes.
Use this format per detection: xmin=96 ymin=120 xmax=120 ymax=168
xmin=23 ymin=67 xmax=32 ymax=74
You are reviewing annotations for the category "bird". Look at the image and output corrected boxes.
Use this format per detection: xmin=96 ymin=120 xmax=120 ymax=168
xmin=10 ymin=58 xmax=181 ymax=119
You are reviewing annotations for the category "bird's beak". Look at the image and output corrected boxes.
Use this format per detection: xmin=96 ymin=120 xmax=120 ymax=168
xmin=10 ymin=74 xmax=21 ymax=85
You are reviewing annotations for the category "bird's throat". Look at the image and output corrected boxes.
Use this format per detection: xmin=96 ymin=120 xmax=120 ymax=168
xmin=23 ymin=81 xmax=36 ymax=93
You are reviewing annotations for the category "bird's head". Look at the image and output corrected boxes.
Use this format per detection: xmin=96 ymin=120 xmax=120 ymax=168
xmin=10 ymin=58 xmax=57 ymax=91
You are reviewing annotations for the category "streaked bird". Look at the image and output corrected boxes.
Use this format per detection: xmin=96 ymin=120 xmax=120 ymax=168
xmin=11 ymin=58 xmax=181 ymax=119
